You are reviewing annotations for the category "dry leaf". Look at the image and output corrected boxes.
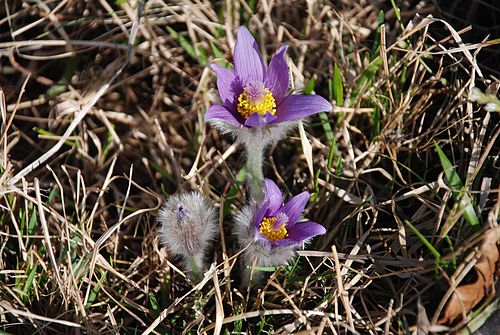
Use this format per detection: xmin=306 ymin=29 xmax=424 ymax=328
xmin=298 ymin=120 xmax=314 ymax=180
xmin=417 ymin=300 xmax=431 ymax=335
xmin=439 ymin=228 xmax=499 ymax=324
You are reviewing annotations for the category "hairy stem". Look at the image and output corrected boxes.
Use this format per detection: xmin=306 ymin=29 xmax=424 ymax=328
xmin=241 ymin=256 xmax=264 ymax=290
xmin=246 ymin=142 xmax=266 ymax=202
xmin=185 ymin=254 xmax=203 ymax=282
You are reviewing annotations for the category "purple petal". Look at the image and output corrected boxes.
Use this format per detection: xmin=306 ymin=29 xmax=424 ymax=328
xmin=206 ymin=104 xmax=243 ymax=126
xmin=263 ymin=179 xmax=283 ymax=214
xmin=210 ymin=64 xmax=242 ymax=108
xmin=271 ymin=238 xmax=298 ymax=248
xmin=285 ymin=221 xmax=326 ymax=243
xmin=264 ymin=45 xmax=289 ymax=101
xmin=244 ymin=111 xmax=277 ymax=128
xmin=253 ymin=199 xmax=269 ymax=229
xmin=233 ymin=26 xmax=265 ymax=85
xmin=280 ymin=191 xmax=310 ymax=225
xmin=272 ymin=94 xmax=332 ymax=123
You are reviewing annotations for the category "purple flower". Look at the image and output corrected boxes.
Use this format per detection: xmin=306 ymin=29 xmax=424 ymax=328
xmin=235 ymin=179 xmax=326 ymax=267
xmin=254 ymin=179 xmax=326 ymax=247
xmin=206 ymin=26 xmax=332 ymax=129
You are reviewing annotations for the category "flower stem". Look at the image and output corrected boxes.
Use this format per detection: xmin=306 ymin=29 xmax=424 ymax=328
xmin=241 ymin=256 xmax=264 ymax=290
xmin=185 ymin=254 xmax=203 ymax=282
xmin=245 ymin=143 xmax=265 ymax=202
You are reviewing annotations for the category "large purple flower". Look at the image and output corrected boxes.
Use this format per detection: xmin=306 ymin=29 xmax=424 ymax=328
xmin=206 ymin=26 xmax=332 ymax=128
xmin=235 ymin=179 xmax=326 ymax=267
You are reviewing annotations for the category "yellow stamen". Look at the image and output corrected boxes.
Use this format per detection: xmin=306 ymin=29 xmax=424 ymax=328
xmin=259 ymin=217 xmax=288 ymax=242
xmin=237 ymin=87 xmax=276 ymax=119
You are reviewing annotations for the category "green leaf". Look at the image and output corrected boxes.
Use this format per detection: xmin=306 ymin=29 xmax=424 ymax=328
xmin=210 ymin=42 xmax=224 ymax=63
xmin=351 ymin=57 xmax=382 ymax=103
xmin=389 ymin=0 xmax=403 ymax=30
xmin=327 ymin=137 xmax=337 ymax=170
xmin=148 ymin=292 xmax=161 ymax=313
xmin=27 ymin=209 xmax=37 ymax=235
xmin=86 ymin=270 xmax=106 ymax=307
xmin=371 ymin=103 xmax=380 ymax=138
xmin=318 ymin=112 xmax=334 ymax=145
xmin=197 ymin=45 xmax=209 ymax=65
xmin=310 ymin=169 xmax=322 ymax=203
xmin=35 ymin=128 xmax=76 ymax=147
xmin=371 ymin=10 xmax=384 ymax=55
xmin=20 ymin=261 xmax=38 ymax=303
xmin=335 ymin=155 xmax=343 ymax=176
xmin=405 ymin=220 xmax=441 ymax=261
xmin=304 ymin=76 xmax=317 ymax=95
xmin=332 ymin=64 xmax=344 ymax=123
xmin=332 ymin=64 xmax=344 ymax=106
xmin=46 ymin=57 xmax=78 ymax=97
xmin=434 ymin=142 xmax=479 ymax=229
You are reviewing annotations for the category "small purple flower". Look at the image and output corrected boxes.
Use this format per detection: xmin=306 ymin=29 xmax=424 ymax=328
xmin=206 ymin=26 xmax=332 ymax=129
xmin=235 ymin=179 xmax=326 ymax=267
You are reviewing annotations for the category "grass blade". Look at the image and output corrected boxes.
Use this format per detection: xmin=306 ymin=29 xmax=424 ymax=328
xmin=405 ymin=220 xmax=441 ymax=261
xmin=434 ymin=142 xmax=479 ymax=229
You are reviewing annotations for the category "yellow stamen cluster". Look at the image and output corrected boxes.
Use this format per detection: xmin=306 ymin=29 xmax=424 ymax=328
xmin=237 ymin=88 xmax=276 ymax=119
xmin=259 ymin=217 xmax=288 ymax=242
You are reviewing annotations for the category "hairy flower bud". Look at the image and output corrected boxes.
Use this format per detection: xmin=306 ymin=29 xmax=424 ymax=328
xmin=157 ymin=191 xmax=217 ymax=280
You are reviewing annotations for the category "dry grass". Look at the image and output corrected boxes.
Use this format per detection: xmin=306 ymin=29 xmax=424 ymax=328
xmin=0 ymin=0 xmax=499 ymax=334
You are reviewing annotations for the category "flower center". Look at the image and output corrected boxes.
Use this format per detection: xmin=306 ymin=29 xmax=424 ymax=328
xmin=259 ymin=216 xmax=288 ymax=242
xmin=237 ymin=81 xmax=276 ymax=119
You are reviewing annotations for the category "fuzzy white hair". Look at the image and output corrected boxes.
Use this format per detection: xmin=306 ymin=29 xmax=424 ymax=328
xmin=208 ymin=119 xmax=299 ymax=150
xmin=157 ymin=192 xmax=217 ymax=272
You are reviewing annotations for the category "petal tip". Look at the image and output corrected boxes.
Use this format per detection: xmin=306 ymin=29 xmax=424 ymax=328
xmin=316 ymin=224 xmax=327 ymax=235
xmin=209 ymin=63 xmax=220 ymax=72
xmin=277 ymin=44 xmax=289 ymax=55
xmin=237 ymin=25 xmax=252 ymax=37
xmin=274 ymin=94 xmax=332 ymax=123
xmin=234 ymin=26 xmax=264 ymax=84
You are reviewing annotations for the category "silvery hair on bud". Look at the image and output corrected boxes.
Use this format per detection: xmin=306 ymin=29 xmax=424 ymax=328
xmin=157 ymin=192 xmax=217 ymax=275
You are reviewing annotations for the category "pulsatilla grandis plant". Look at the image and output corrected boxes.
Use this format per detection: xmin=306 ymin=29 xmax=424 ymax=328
xmin=158 ymin=26 xmax=329 ymax=285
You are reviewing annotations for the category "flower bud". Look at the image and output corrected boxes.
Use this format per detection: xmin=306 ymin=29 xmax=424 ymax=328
xmin=157 ymin=191 xmax=217 ymax=280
